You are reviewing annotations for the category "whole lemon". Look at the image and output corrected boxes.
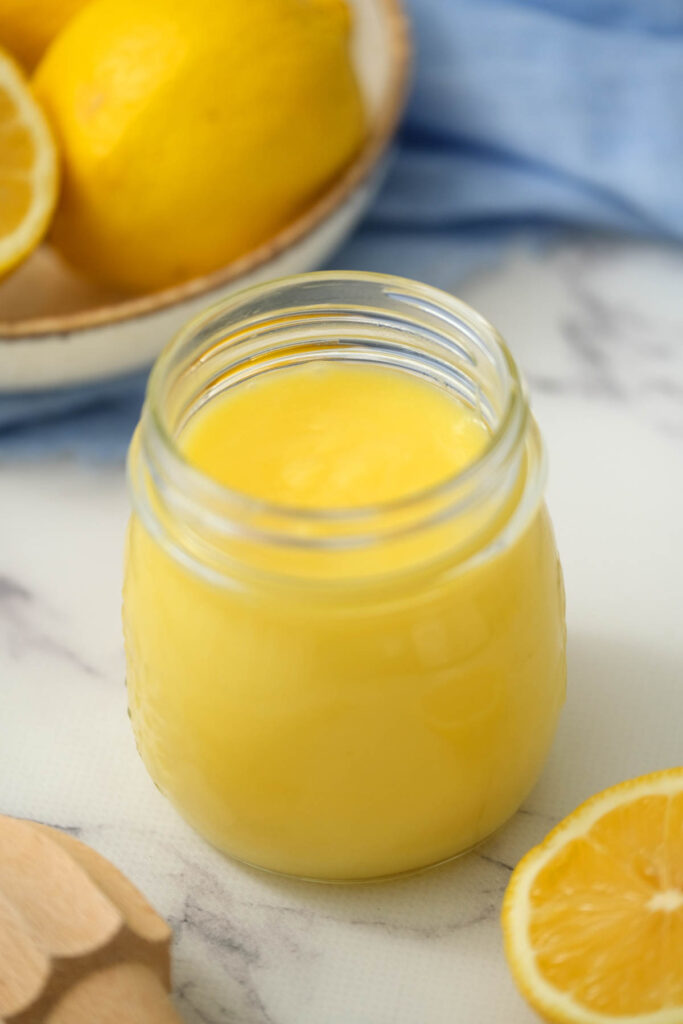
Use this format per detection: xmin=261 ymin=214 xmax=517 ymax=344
xmin=33 ymin=0 xmax=365 ymax=294
xmin=0 ymin=0 xmax=90 ymax=69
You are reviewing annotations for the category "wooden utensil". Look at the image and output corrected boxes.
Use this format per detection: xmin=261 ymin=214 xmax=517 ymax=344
xmin=0 ymin=816 xmax=183 ymax=1023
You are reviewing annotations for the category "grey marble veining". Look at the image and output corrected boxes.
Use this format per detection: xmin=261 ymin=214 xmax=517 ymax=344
xmin=462 ymin=236 xmax=683 ymax=436
xmin=558 ymin=242 xmax=683 ymax=430
xmin=0 ymin=572 xmax=102 ymax=676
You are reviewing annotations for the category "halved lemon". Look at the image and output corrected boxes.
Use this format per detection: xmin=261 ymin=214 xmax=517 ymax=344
xmin=503 ymin=768 xmax=683 ymax=1024
xmin=0 ymin=45 xmax=58 ymax=278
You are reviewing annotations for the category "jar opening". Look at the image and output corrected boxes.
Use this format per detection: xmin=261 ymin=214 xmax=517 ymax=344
xmin=129 ymin=272 xmax=543 ymax=583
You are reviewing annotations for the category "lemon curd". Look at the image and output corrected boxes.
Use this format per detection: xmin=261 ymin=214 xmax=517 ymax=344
xmin=124 ymin=274 xmax=566 ymax=881
xmin=182 ymin=363 xmax=490 ymax=508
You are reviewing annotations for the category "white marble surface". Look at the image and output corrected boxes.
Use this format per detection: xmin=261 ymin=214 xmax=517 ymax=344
xmin=2 ymin=234 xmax=683 ymax=1024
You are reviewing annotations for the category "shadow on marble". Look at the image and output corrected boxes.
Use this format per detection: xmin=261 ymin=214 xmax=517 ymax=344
xmin=526 ymin=630 xmax=683 ymax=821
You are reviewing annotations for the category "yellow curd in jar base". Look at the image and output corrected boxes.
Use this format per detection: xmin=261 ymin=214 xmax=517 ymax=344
xmin=124 ymin=362 xmax=566 ymax=880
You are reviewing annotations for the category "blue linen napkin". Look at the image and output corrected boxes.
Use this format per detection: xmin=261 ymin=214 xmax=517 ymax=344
xmin=378 ymin=0 xmax=683 ymax=237
xmin=2 ymin=0 xmax=681 ymax=452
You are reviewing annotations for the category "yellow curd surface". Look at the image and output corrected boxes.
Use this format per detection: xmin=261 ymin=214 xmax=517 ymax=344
xmin=124 ymin=361 xmax=566 ymax=880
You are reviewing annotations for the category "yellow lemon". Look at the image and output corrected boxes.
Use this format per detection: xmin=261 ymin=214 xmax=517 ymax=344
xmin=0 ymin=46 xmax=58 ymax=278
xmin=502 ymin=767 xmax=683 ymax=1024
xmin=33 ymin=0 xmax=366 ymax=294
xmin=0 ymin=0 xmax=90 ymax=70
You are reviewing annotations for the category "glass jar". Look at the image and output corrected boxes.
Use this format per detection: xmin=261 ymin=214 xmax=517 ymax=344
xmin=123 ymin=272 xmax=566 ymax=882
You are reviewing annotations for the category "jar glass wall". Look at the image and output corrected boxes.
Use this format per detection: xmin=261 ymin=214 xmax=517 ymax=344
xmin=123 ymin=272 xmax=566 ymax=882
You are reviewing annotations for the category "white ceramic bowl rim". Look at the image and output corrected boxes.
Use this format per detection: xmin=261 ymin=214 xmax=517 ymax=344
xmin=0 ymin=0 xmax=410 ymax=342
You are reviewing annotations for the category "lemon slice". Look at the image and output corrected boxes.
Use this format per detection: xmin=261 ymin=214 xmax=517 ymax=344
xmin=0 ymin=46 xmax=58 ymax=278
xmin=502 ymin=768 xmax=683 ymax=1024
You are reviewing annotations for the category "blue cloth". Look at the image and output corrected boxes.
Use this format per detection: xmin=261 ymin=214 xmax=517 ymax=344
xmin=2 ymin=0 xmax=682 ymax=453
xmin=381 ymin=0 xmax=683 ymax=237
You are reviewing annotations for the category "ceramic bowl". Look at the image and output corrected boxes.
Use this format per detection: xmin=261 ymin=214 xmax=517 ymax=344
xmin=0 ymin=0 xmax=410 ymax=393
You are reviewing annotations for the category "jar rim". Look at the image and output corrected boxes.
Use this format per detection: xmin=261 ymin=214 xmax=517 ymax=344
xmin=141 ymin=270 xmax=530 ymax=540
